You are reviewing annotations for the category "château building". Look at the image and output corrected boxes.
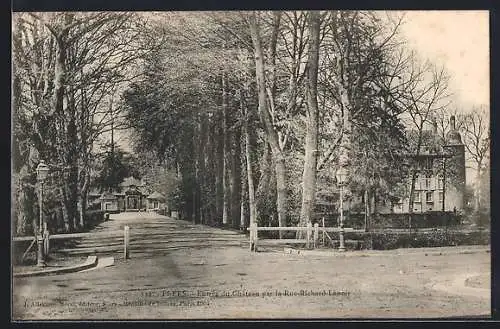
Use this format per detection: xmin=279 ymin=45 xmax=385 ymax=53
xmin=314 ymin=115 xmax=466 ymax=225
xmin=392 ymin=115 xmax=466 ymax=214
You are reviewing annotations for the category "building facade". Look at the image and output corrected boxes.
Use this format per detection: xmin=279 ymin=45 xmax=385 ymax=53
xmin=393 ymin=116 xmax=466 ymax=214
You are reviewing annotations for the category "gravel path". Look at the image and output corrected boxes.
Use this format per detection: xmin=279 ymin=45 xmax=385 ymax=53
xmin=13 ymin=213 xmax=491 ymax=319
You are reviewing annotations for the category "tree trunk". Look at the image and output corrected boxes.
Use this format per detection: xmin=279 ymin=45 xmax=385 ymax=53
xmin=214 ymin=121 xmax=223 ymax=223
xmin=364 ymin=189 xmax=369 ymax=231
xmin=240 ymin=168 xmax=247 ymax=228
xmin=221 ymin=70 xmax=230 ymax=226
xmin=198 ymin=115 xmax=208 ymax=224
xmin=475 ymin=163 xmax=482 ymax=212
xmin=77 ymin=198 xmax=84 ymax=228
xmin=231 ymin=127 xmax=242 ymax=228
xmin=60 ymin=187 xmax=70 ymax=232
xmin=249 ymin=12 xmax=288 ymax=234
xmin=245 ymin=108 xmax=257 ymax=227
xmin=299 ymin=11 xmax=321 ymax=227
xmin=78 ymin=169 xmax=90 ymax=228
xmin=52 ymin=36 xmax=66 ymax=117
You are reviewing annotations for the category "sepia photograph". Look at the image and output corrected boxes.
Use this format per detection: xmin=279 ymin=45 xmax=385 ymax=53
xmin=11 ymin=10 xmax=490 ymax=320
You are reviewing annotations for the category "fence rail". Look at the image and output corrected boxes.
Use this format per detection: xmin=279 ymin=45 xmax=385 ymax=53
xmin=13 ymin=227 xmax=130 ymax=260
xmin=249 ymin=226 xmax=362 ymax=233
xmin=13 ymin=230 xmax=123 ymax=242
xmin=246 ymin=223 xmax=362 ymax=252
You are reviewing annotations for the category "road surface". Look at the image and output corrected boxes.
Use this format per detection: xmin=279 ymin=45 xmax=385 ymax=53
xmin=13 ymin=212 xmax=491 ymax=319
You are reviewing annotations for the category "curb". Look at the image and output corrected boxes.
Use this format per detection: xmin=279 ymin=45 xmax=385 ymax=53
xmin=13 ymin=256 xmax=98 ymax=278
xmin=282 ymin=246 xmax=490 ymax=258
xmin=428 ymin=272 xmax=490 ymax=299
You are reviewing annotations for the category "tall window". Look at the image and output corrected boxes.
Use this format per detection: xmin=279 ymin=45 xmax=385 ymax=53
xmin=425 ymin=176 xmax=431 ymax=189
xmin=438 ymin=191 xmax=444 ymax=204
xmin=414 ymin=192 xmax=421 ymax=203
xmin=425 ymin=158 xmax=433 ymax=171
xmin=437 ymin=176 xmax=444 ymax=189
xmin=426 ymin=191 xmax=433 ymax=203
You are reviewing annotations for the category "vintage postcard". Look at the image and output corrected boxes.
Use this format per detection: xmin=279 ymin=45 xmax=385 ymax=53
xmin=11 ymin=10 xmax=490 ymax=320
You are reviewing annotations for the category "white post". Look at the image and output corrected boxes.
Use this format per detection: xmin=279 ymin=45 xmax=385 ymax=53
xmin=306 ymin=222 xmax=312 ymax=249
xmin=314 ymin=223 xmax=319 ymax=249
xmin=124 ymin=225 xmax=130 ymax=259
xmin=43 ymin=229 xmax=50 ymax=255
xmin=322 ymin=217 xmax=325 ymax=246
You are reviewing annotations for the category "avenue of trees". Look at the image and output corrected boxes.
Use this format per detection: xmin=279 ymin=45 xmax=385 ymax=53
xmin=12 ymin=11 xmax=490 ymax=236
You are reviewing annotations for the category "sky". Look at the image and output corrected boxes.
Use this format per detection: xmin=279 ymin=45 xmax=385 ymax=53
xmin=398 ymin=10 xmax=489 ymax=111
xmin=397 ymin=11 xmax=490 ymax=185
xmin=116 ymin=11 xmax=491 ymax=168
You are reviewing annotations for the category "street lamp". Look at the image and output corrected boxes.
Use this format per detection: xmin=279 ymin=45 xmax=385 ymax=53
xmin=336 ymin=166 xmax=348 ymax=252
xmin=36 ymin=160 xmax=50 ymax=267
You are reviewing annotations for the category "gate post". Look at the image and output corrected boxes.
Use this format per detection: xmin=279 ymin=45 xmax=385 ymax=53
xmin=43 ymin=229 xmax=50 ymax=256
xmin=124 ymin=225 xmax=130 ymax=259
xmin=313 ymin=223 xmax=319 ymax=249
xmin=306 ymin=222 xmax=312 ymax=249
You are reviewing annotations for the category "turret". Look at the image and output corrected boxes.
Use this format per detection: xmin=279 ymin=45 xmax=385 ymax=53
xmin=446 ymin=115 xmax=463 ymax=145
xmin=444 ymin=115 xmax=466 ymax=212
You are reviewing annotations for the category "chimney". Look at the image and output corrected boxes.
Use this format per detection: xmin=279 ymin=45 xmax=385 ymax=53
xmin=450 ymin=115 xmax=456 ymax=130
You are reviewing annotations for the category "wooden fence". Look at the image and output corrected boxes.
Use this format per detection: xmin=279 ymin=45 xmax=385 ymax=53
xmin=246 ymin=222 xmax=365 ymax=252
xmin=13 ymin=226 xmax=131 ymax=260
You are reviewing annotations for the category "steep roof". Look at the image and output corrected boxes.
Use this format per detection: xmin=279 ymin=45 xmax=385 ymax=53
xmin=120 ymin=176 xmax=144 ymax=188
xmin=100 ymin=191 xmax=117 ymax=200
xmin=147 ymin=191 xmax=165 ymax=201
xmin=124 ymin=186 xmax=145 ymax=195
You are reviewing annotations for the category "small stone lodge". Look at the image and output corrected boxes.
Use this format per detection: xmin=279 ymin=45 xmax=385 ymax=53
xmin=88 ymin=177 xmax=166 ymax=213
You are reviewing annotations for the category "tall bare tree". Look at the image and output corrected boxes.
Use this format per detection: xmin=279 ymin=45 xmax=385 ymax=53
xmin=397 ymin=57 xmax=451 ymax=229
xmin=248 ymin=11 xmax=289 ymax=232
xmin=299 ymin=11 xmax=321 ymax=226
xmin=461 ymin=106 xmax=490 ymax=212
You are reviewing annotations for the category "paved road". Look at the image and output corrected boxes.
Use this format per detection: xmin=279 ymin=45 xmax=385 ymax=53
xmin=13 ymin=213 xmax=491 ymax=319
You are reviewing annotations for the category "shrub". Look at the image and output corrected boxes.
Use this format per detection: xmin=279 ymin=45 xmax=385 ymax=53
xmin=82 ymin=210 xmax=106 ymax=230
xmin=345 ymin=229 xmax=490 ymax=250
xmin=368 ymin=212 xmax=462 ymax=229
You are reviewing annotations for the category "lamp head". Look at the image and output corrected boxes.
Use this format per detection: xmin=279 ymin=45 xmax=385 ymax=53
xmin=336 ymin=166 xmax=349 ymax=185
xmin=36 ymin=160 xmax=50 ymax=182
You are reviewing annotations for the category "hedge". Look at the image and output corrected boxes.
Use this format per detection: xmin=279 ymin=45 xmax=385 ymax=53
xmin=314 ymin=211 xmax=462 ymax=229
xmin=343 ymin=229 xmax=490 ymax=250
xmin=81 ymin=210 xmax=106 ymax=231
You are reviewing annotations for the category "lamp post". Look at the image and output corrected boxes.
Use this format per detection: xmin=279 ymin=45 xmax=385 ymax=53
xmin=36 ymin=160 xmax=50 ymax=267
xmin=336 ymin=166 xmax=348 ymax=252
